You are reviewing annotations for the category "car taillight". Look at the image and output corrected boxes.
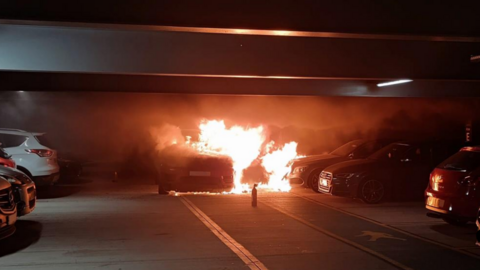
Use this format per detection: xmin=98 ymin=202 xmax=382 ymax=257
xmin=458 ymin=175 xmax=480 ymax=187
xmin=25 ymin=149 xmax=53 ymax=157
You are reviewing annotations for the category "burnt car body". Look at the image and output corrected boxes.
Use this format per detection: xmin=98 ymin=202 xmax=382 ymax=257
xmin=0 ymin=177 xmax=17 ymax=240
xmin=318 ymin=141 xmax=460 ymax=203
xmin=0 ymin=146 xmax=15 ymax=168
xmin=155 ymin=145 xmax=234 ymax=194
xmin=0 ymin=166 xmax=36 ymax=216
xmin=425 ymin=147 xmax=480 ymax=225
xmin=287 ymin=139 xmax=392 ymax=192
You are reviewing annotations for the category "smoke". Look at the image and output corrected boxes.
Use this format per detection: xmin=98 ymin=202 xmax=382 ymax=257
xmin=0 ymin=91 xmax=477 ymax=163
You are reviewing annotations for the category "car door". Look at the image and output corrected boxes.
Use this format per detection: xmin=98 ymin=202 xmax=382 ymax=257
xmin=394 ymin=145 xmax=433 ymax=200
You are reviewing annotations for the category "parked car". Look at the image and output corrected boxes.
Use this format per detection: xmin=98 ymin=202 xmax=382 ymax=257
xmin=0 ymin=176 xmax=17 ymax=240
xmin=0 ymin=129 xmax=59 ymax=186
xmin=0 ymin=166 xmax=36 ymax=217
xmin=287 ymin=139 xmax=393 ymax=192
xmin=318 ymin=141 xmax=460 ymax=203
xmin=0 ymin=146 xmax=15 ymax=168
xmin=155 ymin=145 xmax=234 ymax=194
xmin=425 ymin=146 xmax=480 ymax=225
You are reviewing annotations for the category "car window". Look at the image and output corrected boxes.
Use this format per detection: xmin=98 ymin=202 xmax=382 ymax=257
xmin=369 ymin=143 xmax=411 ymax=160
xmin=438 ymin=150 xmax=480 ymax=171
xmin=353 ymin=141 xmax=384 ymax=158
xmin=35 ymin=135 xmax=54 ymax=148
xmin=0 ymin=134 xmax=28 ymax=148
xmin=403 ymin=146 xmax=430 ymax=163
xmin=330 ymin=140 xmax=366 ymax=157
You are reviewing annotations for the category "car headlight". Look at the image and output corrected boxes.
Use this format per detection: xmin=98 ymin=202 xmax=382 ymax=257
xmin=3 ymin=176 xmax=23 ymax=185
xmin=335 ymin=173 xmax=355 ymax=179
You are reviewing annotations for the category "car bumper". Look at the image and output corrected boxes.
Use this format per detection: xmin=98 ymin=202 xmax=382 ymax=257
xmin=33 ymin=172 xmax=60 ymax=186
xmin=159 ymin=171 xmax=235 ymax=192
xmin=286 ymin=172 xmax=307 ymax=186
xmin=318 ymin=176 xmax=356 ymax=197
xmin=13 ymin=182 xmax=36 ymax=217
xmin=425 ymin=190 xmax=479 ymax=221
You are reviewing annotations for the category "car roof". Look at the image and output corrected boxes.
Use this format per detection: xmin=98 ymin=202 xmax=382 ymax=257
xmin=0 ymin=129 xmax=44 ymax=136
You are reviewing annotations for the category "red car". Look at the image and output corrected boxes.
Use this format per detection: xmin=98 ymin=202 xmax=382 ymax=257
xmin=0 ymin=147 xmax=15 ymax=168
xmin=426 ymin=146 xmax=480 ymax=225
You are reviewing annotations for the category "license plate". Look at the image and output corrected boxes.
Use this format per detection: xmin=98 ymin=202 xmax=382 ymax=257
xmin=321 ymin=179 xmax=328 ymax=186
xmin=427 ymin=197 xmax=445 ymax=208
xmin=7 ymin=213 xmax=17 ymax=226
xmin=189 ymin=171 xmax=211 ymax=177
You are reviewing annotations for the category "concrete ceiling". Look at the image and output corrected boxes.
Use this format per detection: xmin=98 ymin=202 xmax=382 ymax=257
xmin=1 ymin=1 xmax=480 ymax=96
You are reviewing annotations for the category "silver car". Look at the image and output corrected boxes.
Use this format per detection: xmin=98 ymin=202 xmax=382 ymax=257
xmin=0 ymin=166 xmax=36 ymax=216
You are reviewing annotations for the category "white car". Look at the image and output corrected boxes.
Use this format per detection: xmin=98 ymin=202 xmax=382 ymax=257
xmin=0 ymin=129 xmax=59 ymax=186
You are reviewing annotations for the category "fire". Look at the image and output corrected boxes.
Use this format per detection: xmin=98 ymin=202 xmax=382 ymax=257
xmin=153 ymin=119 xmax=299 ymax=193
xmin=190 ymin=120 xmax=267 ymax=193
xmin=259 ymin=141 xmax=298 ymax=192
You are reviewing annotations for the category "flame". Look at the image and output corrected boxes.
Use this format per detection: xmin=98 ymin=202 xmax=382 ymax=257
xmin=153 ymin=119 xmax=299 ymax=193
xmin=259 ymin=142 xmax=297 ymax=192
xmin=190 ymin=120 xmax=267 ymax=193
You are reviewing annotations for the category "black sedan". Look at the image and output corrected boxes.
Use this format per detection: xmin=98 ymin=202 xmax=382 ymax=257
xmin=287 ymin=139 xmax=392 ymax=192
xmin=318 ymin=141 xmax=460 ymax=203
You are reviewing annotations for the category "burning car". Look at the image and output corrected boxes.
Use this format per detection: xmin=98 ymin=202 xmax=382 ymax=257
xmin=425 ymin=146 xmax=480 ymax=226
xmin=155 ymin=145 xmax=235 ymax=194
xmin=287 ymin=139 xmax=392 ymax=192
xmin=318 ymin=141 xmax=460 ymax=203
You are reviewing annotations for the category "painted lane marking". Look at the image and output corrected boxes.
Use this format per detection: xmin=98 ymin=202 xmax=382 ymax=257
xmin=292 ymin=192 xmax=480 ymax=259
xmin=262 ymin=200 xmax=413 ymax=270
xmin=357 ymin=231 xmax=406 ymax=242
xmin=180 ymin=197 xmax=268 ymax=270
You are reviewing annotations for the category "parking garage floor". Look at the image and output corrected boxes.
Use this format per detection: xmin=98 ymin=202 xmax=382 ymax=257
xmin=1 ymin=178 xmax=479 ymax=270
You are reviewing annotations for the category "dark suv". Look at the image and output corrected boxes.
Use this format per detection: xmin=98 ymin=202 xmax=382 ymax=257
xmin=319 ymin=141 xmax=459 ymax=203
xmin=287 ymin=139 xmax=392 ymax=192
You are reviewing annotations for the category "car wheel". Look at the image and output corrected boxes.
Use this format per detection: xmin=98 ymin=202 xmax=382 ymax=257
xmin=442 ymin=217 xmax=468 ymax=226
xmin=309 ymin=170 xmax=321 ymax=193
xmin=359 ymin=179 xmax=385 ymax=204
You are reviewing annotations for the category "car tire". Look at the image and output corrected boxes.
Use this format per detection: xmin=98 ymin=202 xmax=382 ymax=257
xmin=358 ymin=179 xmax=385 ymax=204
xmin=308 ymin=170 xmax=322 ymax=193
xmin=442 ymin=217 xmax=468 ymax=226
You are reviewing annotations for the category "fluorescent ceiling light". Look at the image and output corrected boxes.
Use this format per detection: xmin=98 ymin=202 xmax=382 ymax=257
xmin=377 ymin=79 xmax=413 ymax=87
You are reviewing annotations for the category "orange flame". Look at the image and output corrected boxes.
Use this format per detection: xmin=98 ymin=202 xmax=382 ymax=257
xmin=153 ymin=119 xmax=299 ymax=193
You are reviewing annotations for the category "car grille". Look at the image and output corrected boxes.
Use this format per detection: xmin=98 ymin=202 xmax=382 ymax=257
xmin=0 ymin=187 xmax=15 ymax=212
xmin=318 ymin=171 xmax=332 ymax=193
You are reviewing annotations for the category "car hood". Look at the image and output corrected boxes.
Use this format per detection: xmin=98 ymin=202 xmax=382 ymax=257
xmin=0 ymin=166 xmax=33 ymax=184
xmin=293 ymin=154 xmax=347 ymax=167
xmin=323 ymin=159 xmax=378 ymax=174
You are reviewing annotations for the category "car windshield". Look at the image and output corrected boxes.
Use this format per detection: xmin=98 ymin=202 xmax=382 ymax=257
xmin=330 ymin=140 xmax=365 ymax=157
xmin=35 ymin=135 xmax=54 ymax=148
xmin=437 ymin=150 xmax=480 ymax=171
xmin=368 ymin=143 xmax=411 ymax=160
